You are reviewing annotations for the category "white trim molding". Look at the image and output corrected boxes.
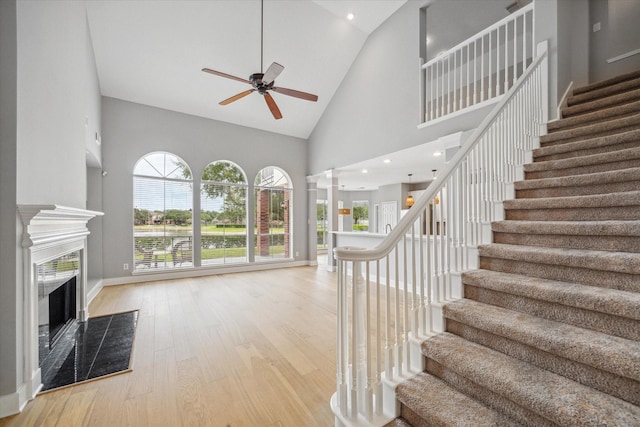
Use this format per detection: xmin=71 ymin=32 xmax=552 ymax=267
xmin=11 ymin=205 xmax=103 ymax=416
xmin=607 ymin=48 xmax=640 ymax=64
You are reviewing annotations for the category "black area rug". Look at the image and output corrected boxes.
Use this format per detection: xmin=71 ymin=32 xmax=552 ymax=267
xmin=40 ymin=310 xmax=138 ymax=392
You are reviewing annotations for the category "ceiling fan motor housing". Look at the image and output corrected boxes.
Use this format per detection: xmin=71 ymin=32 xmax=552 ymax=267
xmin=250 ymin=73 xmax=274 ymax=95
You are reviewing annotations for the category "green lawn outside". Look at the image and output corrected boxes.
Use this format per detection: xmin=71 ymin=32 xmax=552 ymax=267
xmin=136 ymin=245 xmax=285 ymax=264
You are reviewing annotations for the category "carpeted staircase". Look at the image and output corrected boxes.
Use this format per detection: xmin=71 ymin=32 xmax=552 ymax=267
xmin=388 ymin=70 xmax=640 ymax=426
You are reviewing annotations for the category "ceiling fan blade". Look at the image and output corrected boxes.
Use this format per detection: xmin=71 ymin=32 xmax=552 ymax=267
xmin=219 ymin=89 xmax=255 ymax=105
xmin=264 ymin=92 xmax=283 ymax=120
xmin=202 ymin=68 xmax=251 ymax=84
xmin=272 ymin=86 xmax=318 ymax=102
xmin=262 ymin=62 xmax=284 ymax=85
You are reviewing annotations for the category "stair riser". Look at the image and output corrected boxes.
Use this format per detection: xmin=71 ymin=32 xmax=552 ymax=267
xmin=540 ymin=123 xmax=640 ymax=147
xmin=568 ymin=78 xmax=640 ymax=106
xmin=564 ymin=86 xmax=640 ymax=117
xmin=424 ymin=359 xmax=552 ymax=427
xmin=572 ymin=71 xmax=640 ymax=95
xmin=505 ymin=206 xmax=640 ymax=222
xmin=479 ymin=257 xmax=640 ymax=293
xmin=464 ymin=285 xmax=640 ymax=341
xmin=398 ymin=406 xmax=429 ymax=427
xmin=492 ymin=231 xmax=640 ymax=253
xmin=516 ymin=180 xmax=640 ymax=198
xmin=525 ymin=158 xmax=640 ymax=179
xmin=445 ymin=319 xmax=640 ymax=406
xmin=549 ymin=107 xmax=640 ymax=134
xmin=534 ymin=139 xmax=640 ymax=161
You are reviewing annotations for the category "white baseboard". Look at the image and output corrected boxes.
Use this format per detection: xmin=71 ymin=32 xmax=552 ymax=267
xmin=0 ymin=388 xmax=23 ymax=419
xmin=0 ymin=370 xmax=41 ymax=419
xmin=87 ymin=279 xmax=104 ymax=304
xmin=102 ymin=260 xmax=315 ymax=287
xmin=607 ymin=47 xmax=640 ymax=64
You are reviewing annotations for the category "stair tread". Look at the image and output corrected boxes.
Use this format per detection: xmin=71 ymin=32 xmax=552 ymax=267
xmin=573 ymin=70 xmax=640 ymax=95
xmin=491 ymin=219 xmax=640 ymax=236
xmin=525 ymin=146 xmax=640 ymax=172
xmin=540 ymin=112 xmax=640 ymax=144
xmin=396 ymin=371 xmax=521 ymax=426
xmin=504 ymin=190 xmax=640 ymax=209
xmin=463 ymin=269 xmax=640 ymax=320
xmin=478 ymin=243 xmax=640 ymax=274
xmin=549 ymin=99 xmax=640 ymax=132
xmin=515 ymin=167 xmax=640 ymax=190
xmin=444 ymin=299 xmax=640 ymax=380
xmin=533 ymin=128 xmax=640 ymax=158
xmin=563 ymin=87 xmax=640 ymax=118
xmin=422 ymin=333 xmax=640 ymax=425
xmin=568 ymin=77 xmax=640 ymax=106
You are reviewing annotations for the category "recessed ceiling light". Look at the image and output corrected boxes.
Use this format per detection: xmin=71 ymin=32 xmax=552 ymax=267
xmin=361 ymin=169 xmax=368 ymax=173
xmin=383 ymin=159 xmax=391 ymax=164
xmin=433 ymin=151 xmax=442 ymax=157
xmin=426 ymin=36 xmax=431 ymax=45
xmin=347 ymin=12 xmax=355 ymax=20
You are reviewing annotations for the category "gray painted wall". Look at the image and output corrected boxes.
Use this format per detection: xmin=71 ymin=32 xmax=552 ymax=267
xmin=16 ymin=0 xmax=90 ymax=207
xmin=85 ymin=18 xmax=102 ymax=168
xmin=308 ymin=0 xmax=532 ymax=176
xmin=100 ymin=97 xmax=308 ymax=280
xmin=0 ymin=0 xmax=19 ymax=398
xmin=589 ymin=0 xmax=640 ymax=82
xmin=87 ymin=167 xmax=103 ymax=292
xmin=1 ymin=0 xmax=101 ymax=403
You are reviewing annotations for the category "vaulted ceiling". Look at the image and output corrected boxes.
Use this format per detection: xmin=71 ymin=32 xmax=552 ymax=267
xmin=86 ymin=0 xmax=407 ymax=140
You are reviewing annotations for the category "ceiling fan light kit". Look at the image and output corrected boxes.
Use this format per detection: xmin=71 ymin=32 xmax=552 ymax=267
xmin=202 ymin=0 xmax=318 ymax=120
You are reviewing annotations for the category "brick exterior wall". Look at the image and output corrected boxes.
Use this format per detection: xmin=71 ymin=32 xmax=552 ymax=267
xmin=283 ymin=190 xmax=290 ymax=258
xmin=256 ymin=189 xmax=271 ymax=256
xmin=256 ymin=188 xmax=291 ymax=258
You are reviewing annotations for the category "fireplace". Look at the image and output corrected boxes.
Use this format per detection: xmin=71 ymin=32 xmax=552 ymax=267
xmin=16 ymin=205 xmax=103 ymax=410
xmin=37 ymin=253 xmax=79 ymax=365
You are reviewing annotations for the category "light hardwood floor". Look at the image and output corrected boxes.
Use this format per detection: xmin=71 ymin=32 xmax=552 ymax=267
xmin=1 ymin=264 xmax=338 ymax=427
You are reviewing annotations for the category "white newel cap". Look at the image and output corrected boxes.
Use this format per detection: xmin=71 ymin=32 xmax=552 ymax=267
xmin=17 ymin=205 xmax=104 ymax=247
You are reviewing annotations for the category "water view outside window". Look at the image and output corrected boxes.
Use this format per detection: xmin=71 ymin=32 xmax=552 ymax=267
xmin=254 ymin=167 xmax=292 ymax=260
xmin=133 ymin=152 xmax=193 ymax=271
xmin=200 ymin=161 xmax=247 ymax=265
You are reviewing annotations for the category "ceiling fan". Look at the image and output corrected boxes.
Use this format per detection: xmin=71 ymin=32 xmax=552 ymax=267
xmin=202 ymin=0 xmax=318 ymax=120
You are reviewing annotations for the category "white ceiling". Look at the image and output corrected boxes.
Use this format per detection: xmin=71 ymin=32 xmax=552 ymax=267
xmin=86 ymin=0 xmax=407 ymax=141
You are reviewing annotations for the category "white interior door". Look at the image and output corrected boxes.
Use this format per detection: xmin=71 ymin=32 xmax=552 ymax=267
xmin=381 ymin=201 xmax=397 ymax=233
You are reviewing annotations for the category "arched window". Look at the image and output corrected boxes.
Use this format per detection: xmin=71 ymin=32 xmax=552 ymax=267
xmin=133 ymin=152 xmax=193 ymax=271
xmin=200 ymin=161 xmax=247 ymax=265
xmin=254 ymin=167 xmax=292 ymax=260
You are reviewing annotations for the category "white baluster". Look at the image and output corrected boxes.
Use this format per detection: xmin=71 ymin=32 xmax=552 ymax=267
xmin=513 ymin=17 xmax=517 ymax=85
xmin=481 ymin=34 xmax=485 ymax=102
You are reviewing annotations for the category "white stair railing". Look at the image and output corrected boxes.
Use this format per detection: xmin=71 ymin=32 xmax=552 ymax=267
xmin=331 ymin=41 xmax=548 ymax=427
xmin=421 ymin=3 xmax=534 ymax=124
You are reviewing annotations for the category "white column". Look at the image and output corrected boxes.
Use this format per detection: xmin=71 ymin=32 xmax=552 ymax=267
xmin=327 ymin=170 xmax=339 ymax=272
xmin=306 ymin=176 xmax=318 ymax=266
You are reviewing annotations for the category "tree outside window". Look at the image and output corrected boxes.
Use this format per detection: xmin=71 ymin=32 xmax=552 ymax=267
xmin=352 ymin=201 xmax=369 ymax=232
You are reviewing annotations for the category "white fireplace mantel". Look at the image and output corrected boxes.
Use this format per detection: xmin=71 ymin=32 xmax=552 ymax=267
xmin=17 ymin=204 xmax=104 ymax=248
xmin=12 ymin=204 xmax=103 ymax=415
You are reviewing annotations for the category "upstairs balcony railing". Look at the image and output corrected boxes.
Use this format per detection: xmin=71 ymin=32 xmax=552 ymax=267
xmin=420 ymin=3 xmax=534 ymax=124
xmin=332 ymin=40 xmax=548 ymax=427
